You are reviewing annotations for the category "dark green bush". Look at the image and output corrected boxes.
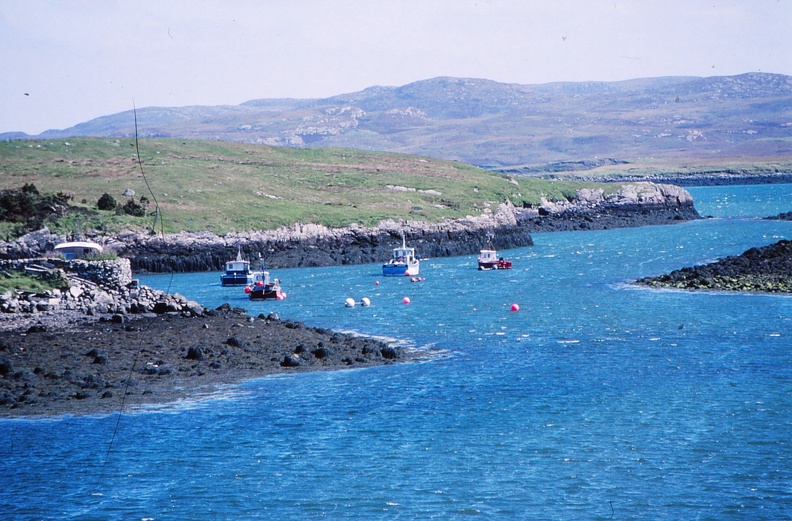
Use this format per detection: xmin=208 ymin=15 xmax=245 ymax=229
xmin=120 ymin=198 xmax=146 ymax=217
xmin=97 ymin=193 xmax=118 ymax=211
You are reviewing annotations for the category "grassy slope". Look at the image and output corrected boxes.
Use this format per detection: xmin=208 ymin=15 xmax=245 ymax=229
xmin=0 ymin=138 xmax=615 ymax=236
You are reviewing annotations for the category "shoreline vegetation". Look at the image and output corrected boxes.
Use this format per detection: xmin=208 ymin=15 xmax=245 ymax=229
xmin=3 ymin=181 xmax=699 ymax=272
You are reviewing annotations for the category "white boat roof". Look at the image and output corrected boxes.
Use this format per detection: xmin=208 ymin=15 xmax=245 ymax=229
xmin=54 ymin=241 xmax=103 ymax=252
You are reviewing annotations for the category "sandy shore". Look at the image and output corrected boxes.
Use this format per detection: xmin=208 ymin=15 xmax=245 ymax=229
xmin=0 ymin=305 xmax=408 ymax=418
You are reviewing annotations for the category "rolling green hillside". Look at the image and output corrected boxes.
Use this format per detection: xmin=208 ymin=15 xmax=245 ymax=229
xmin=0 ymin=138 xmax=612 ymax=237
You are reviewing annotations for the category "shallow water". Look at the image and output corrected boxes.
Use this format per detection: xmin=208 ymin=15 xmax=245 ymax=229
xmin=2 ymin=184 xmax=791 ymax=520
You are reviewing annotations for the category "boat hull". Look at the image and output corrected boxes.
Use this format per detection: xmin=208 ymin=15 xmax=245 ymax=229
xmin=220 ymin=274 xmax=255 ymax=286
xmin=382 ymin=263 xmax=419 ymax=277
xmin=478 ymin=260 xmax=513 ymax=270
xmin=249 ymin=286 xmax=287 ymax=300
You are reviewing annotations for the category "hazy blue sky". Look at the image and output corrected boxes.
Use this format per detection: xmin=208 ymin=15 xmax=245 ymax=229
xmin=2 ymin=0 xmax=791 ymax=135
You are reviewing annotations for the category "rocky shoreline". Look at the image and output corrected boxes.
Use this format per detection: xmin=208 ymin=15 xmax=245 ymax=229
xmin=636 ymin=240 xmax=792 ymax=293
xmin=1 ymin=182 xmax=699 ymax=273
xmin=0 ymin=305 xmax=410 ymax=418
xmin=0 ymin=257 xmax=413 ymax=418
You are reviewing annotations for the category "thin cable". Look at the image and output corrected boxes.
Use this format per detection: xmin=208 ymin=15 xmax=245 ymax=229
xmin=104 ymin=102 xmax=175 ymax=466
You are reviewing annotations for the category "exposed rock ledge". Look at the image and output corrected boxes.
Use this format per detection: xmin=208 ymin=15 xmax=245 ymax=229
xmin=637 ymin=240 xmax=792 ymax=293
xmin=0 ymin=258 xmax=409 ymax=417
xmin=1 ymin=182 xmax=698 ymax=273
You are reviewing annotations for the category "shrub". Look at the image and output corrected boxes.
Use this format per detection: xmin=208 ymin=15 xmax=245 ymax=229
xmin=97 ymin=193 xmax=118 ymax=211
xmin=0 ymin=189 xmax=35 ymax=222
xmin=120 ymin=198 xmax=146 ymax=217
xmin=21 ymin=183 xmax=39 ymax=195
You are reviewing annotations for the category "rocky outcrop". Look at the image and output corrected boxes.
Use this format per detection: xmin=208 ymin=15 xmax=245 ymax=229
xmin=637 ymin=240 xmax=792 ymax=293
xmin=122 ymin=200 xmax=532 ymax=273
xmin=0 ymin=182 xmax=698 ymax=274
xmin=0 ymin=258 xmax=204 ymax=329
xmin=766 ymin=211 xmax=792 ymax=221
xmin=0 ymin=303 xmax=407 ymax=417
xmin=518 ymin=182 xmax=699 ymax=232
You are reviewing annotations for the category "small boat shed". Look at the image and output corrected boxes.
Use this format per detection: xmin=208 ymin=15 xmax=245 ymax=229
xmin=53 ymin=241 xmax=103 ymax=260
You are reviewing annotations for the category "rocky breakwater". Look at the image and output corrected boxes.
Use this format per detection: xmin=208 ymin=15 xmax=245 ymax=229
xmin=518 ymin=182 xmax=699 ymax=233
xmin=637 ymin=240 xmax=792 ymax=293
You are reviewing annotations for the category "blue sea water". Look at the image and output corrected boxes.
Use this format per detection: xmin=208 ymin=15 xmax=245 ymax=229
xmin=2 ymin=184 xmax=791 ymax=520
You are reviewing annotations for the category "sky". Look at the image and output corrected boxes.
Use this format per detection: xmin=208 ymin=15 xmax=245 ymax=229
xmin=2 ymin=0 xmax=791 ymax=135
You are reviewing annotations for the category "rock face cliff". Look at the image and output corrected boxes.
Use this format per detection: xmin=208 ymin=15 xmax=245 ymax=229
xmin=0 ymin=183 xmax=698 ymax=273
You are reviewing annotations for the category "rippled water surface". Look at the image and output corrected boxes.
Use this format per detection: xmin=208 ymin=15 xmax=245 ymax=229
xmin=2 ymin=185 xmax=791 ymax=520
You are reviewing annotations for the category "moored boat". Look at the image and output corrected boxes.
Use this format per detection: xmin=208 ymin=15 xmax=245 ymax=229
xmin=477 ymin=249 xmax=512 ymax=270
xmin=382 ymin=235 xmax=420 ymax=277
xmin=245 ymin=271 xmax=286 ymax=300
xmin=220 ymin=249 xmax=262 ymax=286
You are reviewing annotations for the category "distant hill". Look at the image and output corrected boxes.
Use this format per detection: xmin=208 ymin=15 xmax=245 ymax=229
xmin=5 ymin=73 xmax=792 ymax=170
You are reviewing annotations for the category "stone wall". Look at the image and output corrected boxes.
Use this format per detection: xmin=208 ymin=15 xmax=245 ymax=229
xmin=0 ymin=257 xmax=204 ymax=322
xmin=0 ymin=258 xmax=132 ymax=291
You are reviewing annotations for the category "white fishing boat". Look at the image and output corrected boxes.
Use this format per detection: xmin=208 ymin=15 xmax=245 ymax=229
xmin=382 ymin=235 xmax=420 ymax=277
xmin=477 ymin=248 xmax=513 ymax=270
xmin=245 ymin=271 xmax=286 ymax=300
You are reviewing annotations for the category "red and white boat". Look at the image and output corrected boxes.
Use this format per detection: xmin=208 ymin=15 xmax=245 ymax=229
xmin=477 ymin=249 xmax=512 ymax=270
xmin=245 ymin=271 xmax=287 ymax=300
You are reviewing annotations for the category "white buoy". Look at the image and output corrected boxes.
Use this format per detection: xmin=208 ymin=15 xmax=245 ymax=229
xmin=402 ymin=296 xmax=411 ymax=305
xmin=345 ymin=297 xmax=356 ymax=307
xmin=361 ymin=297 xmax=371 ymax=307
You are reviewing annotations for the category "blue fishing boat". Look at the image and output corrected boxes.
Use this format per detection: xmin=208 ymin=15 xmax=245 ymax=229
xmin=382 ymin=235 xmax=420 ymax=277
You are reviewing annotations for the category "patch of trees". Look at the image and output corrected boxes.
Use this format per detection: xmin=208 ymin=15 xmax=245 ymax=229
xmin=0 ymin=183 xmax=74 ymax=224
xmin=0 ymin=185 xmax=151 ymax=240
xmin=96 ymin=193 xmax=149 ymax=217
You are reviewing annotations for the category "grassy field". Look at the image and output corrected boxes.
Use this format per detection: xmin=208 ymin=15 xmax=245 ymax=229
xmin=0 ymin=138 xmax=616 ymax=236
